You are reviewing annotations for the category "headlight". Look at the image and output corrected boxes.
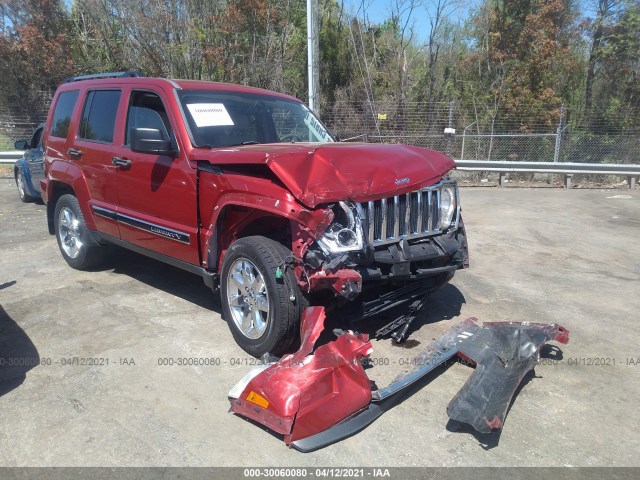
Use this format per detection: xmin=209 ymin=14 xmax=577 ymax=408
xmin=317 ymin=202 xmax=365 ymax=253
xmin=438 ymin=186 xmax=457 ymax=230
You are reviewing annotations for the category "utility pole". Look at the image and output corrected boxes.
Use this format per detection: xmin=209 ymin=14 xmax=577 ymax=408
xmin=307 ymin=0 xmax=320 ymax=114
xmin=554 ymin=104 xmax=565 ymax=163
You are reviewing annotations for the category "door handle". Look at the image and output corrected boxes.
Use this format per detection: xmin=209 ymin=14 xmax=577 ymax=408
xmin=112 ymin=157 xmax=132 ymax=168
xmin=67 ymin=148 xmax=83 ymax=158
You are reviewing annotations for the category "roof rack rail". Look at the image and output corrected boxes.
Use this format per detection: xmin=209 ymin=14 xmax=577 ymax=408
xmin=63 ymin=71 xmax=143 ymax=83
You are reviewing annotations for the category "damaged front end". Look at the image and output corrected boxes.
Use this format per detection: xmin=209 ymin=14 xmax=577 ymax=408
xmin=229 ymin=307 xmax=569 ymax=452
xmin=294 ymin=179 xmax=470 ymax=342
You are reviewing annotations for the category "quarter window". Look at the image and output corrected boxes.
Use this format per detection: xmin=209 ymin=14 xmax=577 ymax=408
xmin=79 ymin=90 xmax=121 ymax=143
xmin=50 ymin=91 xmax=79 ymax=138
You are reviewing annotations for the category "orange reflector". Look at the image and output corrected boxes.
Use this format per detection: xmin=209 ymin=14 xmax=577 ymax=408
xmin=246 ymin=391 xmax=269 ymax=409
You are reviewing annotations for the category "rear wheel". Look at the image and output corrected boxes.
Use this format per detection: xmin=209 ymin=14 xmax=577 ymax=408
xmin=54 ymin=194 xmax=105 ymax=270
xmin=15 ymin=169 xmax=35 ymax=203
xmin=220 ymin=236 xmax=306 ymax=357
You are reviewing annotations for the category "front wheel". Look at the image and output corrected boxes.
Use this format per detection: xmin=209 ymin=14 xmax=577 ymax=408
xmin=220 ymin=236 xmax=306 ymax=357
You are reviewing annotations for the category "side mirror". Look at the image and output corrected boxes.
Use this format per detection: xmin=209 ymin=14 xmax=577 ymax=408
xmin=14 ymin=140 xmax=29 ymax=150
xmin=130 ymin=128 xmax=174 ymax=156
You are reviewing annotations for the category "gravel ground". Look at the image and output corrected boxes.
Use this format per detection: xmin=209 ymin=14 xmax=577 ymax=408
xmin=0 ymin=178 xmax=639 ymax=468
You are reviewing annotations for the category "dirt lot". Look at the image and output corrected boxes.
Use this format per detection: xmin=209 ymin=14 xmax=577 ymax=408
xmin=0 ymin=178 xmax=639 ymax=467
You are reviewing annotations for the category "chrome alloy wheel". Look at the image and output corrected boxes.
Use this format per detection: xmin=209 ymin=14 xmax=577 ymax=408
xmin=58 ymin=207 xmax=83 ymax=259
xmin=16 ymin=171 xmax=26 ymax=199
xmin=226 ymin=258 xmax=270 ymax=339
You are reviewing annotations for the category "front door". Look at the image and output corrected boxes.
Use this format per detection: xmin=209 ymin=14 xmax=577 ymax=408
xmin=25 ymin=125 xmax=45 ymax=192
xmin=113 ymin=88 xmax=199 ymax=265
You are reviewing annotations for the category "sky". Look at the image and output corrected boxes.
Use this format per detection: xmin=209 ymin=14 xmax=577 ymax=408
xmin=343 ymin=0 xmax=482 ymax=42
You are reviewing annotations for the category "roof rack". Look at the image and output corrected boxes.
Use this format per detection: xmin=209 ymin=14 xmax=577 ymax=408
xmin=63 ymin=71 xmax=143 ymax=83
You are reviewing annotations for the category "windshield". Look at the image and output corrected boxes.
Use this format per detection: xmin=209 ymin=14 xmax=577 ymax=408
xmin=177 ymin=90 xmax=333 ymax=148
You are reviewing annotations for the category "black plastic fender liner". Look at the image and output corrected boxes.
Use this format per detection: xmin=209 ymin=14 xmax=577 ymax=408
xmin=447 ymin=321 xmax=570 ymax=433
xmin=291 ymin=318 xmax=569 ymax=452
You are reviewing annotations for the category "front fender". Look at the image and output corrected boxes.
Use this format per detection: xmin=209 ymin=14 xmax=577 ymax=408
xmin=198 ymin=171 xmax=334 ymax=270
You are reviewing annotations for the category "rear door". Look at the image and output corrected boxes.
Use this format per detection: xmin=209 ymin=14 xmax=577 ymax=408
xmin=72 ymin=88 xmax=124 ymax=238
xmin=45 ymin=89 xmax=80 ymax=195
xmin=113 ymin=87 xmax=199 ymax=264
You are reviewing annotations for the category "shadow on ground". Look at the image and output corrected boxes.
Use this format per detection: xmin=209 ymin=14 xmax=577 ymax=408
xmin=411 ymin=283 xmax=467 ymax=331
xmin=0 ymin=303 xmax=39 ymax=398
xmin=103 ymin=247 xmax=221 ymax=312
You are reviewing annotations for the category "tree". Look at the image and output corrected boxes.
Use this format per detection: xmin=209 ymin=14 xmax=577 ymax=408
xmin=584 ymin=0 xmax=620 ymax=114
xmin=0 ymin=0 xmax=74 ymax=121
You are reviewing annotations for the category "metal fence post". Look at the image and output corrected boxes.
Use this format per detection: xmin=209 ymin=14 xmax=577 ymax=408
xmin=445 ymin=100 xmax=454 ymax=156
xmin=364 ymin=101 xmax=370 ymax=142
xmin=460 ymin=121 xmax=477 ymax=161
xmin=553 ymin=104 xmax=564 ymax=163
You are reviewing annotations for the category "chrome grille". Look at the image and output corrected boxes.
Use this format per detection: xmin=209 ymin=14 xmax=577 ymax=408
xmin=359 ymin=182 xmax=457 ymax=246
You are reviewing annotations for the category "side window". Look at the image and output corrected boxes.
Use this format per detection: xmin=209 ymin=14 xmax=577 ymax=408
xmin=79 ymin=90 xmax=121 ymax=143
xmin=125 ymin=91 xmax=174 ymax=146
xmin=30 ymin=127 xmax=43 ymax=149
xmin=50 ymin=91 xmax=79 ymax=138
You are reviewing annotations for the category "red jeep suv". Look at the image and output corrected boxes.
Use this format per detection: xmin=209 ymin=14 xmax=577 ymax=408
xmin=41 ymin=72 xmax=468 ymax=356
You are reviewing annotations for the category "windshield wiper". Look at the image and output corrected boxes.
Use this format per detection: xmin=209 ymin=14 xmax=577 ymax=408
xmin=195 ymin=141 xmax=260 ymax=148
xmin=225 ymin=141 xmax=260 ymax=147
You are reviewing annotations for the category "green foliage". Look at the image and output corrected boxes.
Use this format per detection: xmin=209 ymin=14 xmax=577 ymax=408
xmin=0 ymin=0 xmax=638 ymax=135
xmin=0 ymin=0 xmax=75 ymax=120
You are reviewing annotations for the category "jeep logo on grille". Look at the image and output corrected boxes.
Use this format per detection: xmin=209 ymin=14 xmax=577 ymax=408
xmin=395 ymin=177 xmax=410 ymax=185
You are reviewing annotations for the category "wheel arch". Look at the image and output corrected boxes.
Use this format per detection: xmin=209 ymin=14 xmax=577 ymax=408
xmin=46 ymin=181 xmax=76 ymax=234
xmin=206 ymin=204 xmax=294 ymax=271
xmin=45 ymin=161 xmax=95 ymax=235
xmin=201 ymin=184 xmax=333 ymax=269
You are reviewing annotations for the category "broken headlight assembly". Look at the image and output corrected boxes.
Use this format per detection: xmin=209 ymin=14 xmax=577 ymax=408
xmin=317 ymin=201 xmax=365 ymax=254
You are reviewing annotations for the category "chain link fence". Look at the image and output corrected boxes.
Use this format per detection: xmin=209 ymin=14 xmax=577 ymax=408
xmin=2 ymin=95 xmax=639 ymax=169
xmin=0 ymin=91 xmax=52 ymax=150
xmin=323 ymin=101 xmax=640 ymax=166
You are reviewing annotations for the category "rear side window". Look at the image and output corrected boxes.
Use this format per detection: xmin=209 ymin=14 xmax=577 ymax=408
xmin=79 ymin=90 xmax=121 ymax=143
xmin=50 ymin=91 xmax=79 ymax=138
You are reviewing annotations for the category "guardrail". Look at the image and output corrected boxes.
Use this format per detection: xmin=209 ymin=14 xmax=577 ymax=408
xmin=455 ymin=160 xmax=640 ymax=189
xmin=3 ymin=152 xmax=639 ymax=189
xmin=0 ymin=151 xmax=24 ymax=165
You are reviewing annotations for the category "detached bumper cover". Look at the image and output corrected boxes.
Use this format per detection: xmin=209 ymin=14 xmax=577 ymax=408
xmin=229 ymin=307 xmax=373 ymax=444
xmin=229 ymin=310 xmax=569 ymax=452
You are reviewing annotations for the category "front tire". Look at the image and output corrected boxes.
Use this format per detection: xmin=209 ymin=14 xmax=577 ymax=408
xmin=54 ymin=194 xmax=105 ymax=270
xmin=220 ymin=236 xmax=306 ymax=357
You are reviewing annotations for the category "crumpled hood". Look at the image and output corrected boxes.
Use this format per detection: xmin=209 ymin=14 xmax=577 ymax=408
xmin=196 ymin=143 xmax=455 ymax=208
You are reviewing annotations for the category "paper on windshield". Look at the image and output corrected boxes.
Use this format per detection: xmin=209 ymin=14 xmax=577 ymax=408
xmin=303 ymin=111 xmax=329 ymax=142
xmin=187 ymin=103 xmax=234 ymax=127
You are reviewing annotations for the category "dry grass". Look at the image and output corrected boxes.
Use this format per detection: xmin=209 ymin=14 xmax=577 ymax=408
xmin=0 ymin=166 xmax=14 ymax=178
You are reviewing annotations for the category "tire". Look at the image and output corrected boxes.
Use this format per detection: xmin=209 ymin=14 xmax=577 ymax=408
xmin=54 ymin=194 xmax=105 ymax=270
xmin=220 ymin=236 xmax=307 ymax=357
xmin=15 ymin=169 xmax=35 ymax=203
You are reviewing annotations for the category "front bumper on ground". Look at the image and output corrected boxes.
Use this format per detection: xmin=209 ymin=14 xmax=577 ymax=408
xmin=228 ymin=307 xmax=569 ymax=452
